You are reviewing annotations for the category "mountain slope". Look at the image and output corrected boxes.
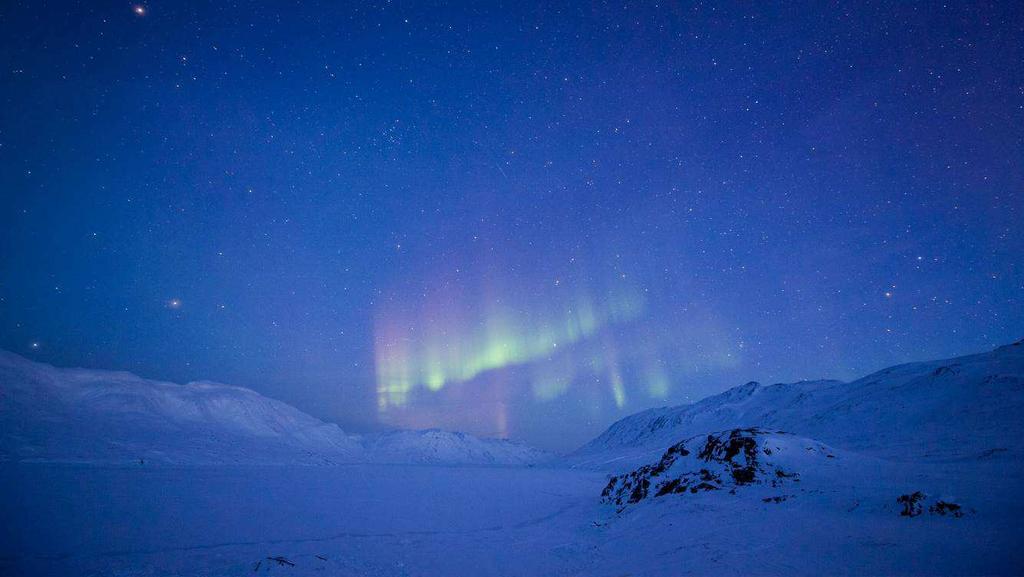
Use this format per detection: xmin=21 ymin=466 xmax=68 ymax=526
xmin=0 ymin=351 xmax=547 ymax=465
xmin=571 ymin=340 xmax=1024 ymax=469
xmin=365 ymin=429 xmax=549 ymax=466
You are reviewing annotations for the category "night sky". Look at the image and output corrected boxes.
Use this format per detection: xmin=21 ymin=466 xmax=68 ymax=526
xmin=1 ymin=1 xmax=1021 ymax=451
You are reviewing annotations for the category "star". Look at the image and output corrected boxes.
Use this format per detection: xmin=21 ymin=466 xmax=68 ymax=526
xmin=133 ymin=5 xmax=146 ymax=16
xmin=167 ymin=298 xmax=182 ymax=309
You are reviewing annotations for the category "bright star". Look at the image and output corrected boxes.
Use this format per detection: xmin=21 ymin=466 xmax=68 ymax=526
xmin=133 ymin=5 xmax=146 ymax=16
xmin=167 ymin=298 xmax=182 ymax=309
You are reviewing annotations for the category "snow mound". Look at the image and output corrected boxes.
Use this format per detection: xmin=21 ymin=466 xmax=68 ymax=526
xmin=573 ymin=340 xmax=1024 ymax=469
xmin=0 ymin=351 xmax=546 ymax=466
xmin=600 ymin=428 xmax=839 ymax=507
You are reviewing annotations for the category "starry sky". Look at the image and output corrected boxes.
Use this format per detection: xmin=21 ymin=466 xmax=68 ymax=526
xmin=1 ymin=1 xmax=1021 ymax=451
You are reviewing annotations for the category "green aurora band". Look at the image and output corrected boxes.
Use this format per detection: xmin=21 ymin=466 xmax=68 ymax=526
xmin=374 ymin=286 xmax=646 ymax=411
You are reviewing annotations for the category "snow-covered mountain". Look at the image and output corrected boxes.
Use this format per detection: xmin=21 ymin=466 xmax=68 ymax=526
xmin=4 ymin=344 xmax=1024 ymax=576
xmin=569 ymin=343 xmax=1024 ymax=576
xmin=0 ymin=351 xmax=549 ymax=466
xmin=571 ymin=340 xmax=1024 ymax=470
xmin=365 ymin=429 xmax=548 ymax=466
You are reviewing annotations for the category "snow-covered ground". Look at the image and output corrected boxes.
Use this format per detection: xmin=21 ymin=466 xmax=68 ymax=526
xmin=2 ymin=458 xmax=1021 ymax=576
xmin=2 ymin=341 xmax=1023 ymax=575
xmin=0 ymin=463 xmax=606 ymax=576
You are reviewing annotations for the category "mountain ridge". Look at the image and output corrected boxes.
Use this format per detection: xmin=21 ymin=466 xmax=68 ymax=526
xmin=0 ymin=350 xmax=550 ymax=466
xmin=571 ymin=340 xmax=1024 ymax=470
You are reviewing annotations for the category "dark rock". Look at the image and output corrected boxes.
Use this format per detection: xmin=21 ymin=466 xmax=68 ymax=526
xmin=600 ymin=428 xmax=813 ymax=508
xmin=897 ymin=492 xmax=926 ymax=517
xmin=930 ymin=501 xmax=964 ymax=518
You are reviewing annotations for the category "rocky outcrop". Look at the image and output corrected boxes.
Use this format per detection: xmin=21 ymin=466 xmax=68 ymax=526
xmin=601 ymin=428 xmax=834 ymax=508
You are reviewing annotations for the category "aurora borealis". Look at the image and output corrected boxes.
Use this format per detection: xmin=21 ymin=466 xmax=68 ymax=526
xmin=1 ymin=1 xmax=1021 ymax=451
xmin=374 ymin=277 xmax=645 ymax=410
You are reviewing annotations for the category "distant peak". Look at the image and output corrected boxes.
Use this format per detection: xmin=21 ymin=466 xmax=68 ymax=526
xmin=994 ymin=339 xmax=1024 ymax=354
xmin=724 ymin=381 xmax=760 ymax=398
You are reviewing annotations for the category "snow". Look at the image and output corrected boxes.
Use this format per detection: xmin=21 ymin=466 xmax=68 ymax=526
xmin=599 ymin=428 xmax=847 ymax=507
xmin=0 ymin=351 xmax=550 ymax=466
xmin=0 ymin=462 xmax=607 ymax=576
xmin=570 ymin=339 xmax=1024 ymax=470
xmin=364 ymin=429 xmax=548 ymax=466
xmin=2 ymin=341 xmax=1024 ymax=575
xmin=2 ymin=457 xmax=1022 ymax=576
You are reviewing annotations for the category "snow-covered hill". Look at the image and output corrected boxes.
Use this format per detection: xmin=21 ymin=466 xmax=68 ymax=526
xmin=0 ymin=351 xmax=548 ymax=466
xmin=600 ymin=428 xmax=841 ymax=508
xmin=571 ymin=340 xmax=1024 ymax=470
xmin=569 ymin=343 xmax=1024 ymax=575
xmin=365 ymin=429 xmax=549 ymax=466
xmin=4 ymin=344 xmax=1024 ymax=576
xmin=596 ymin=426 xmax=972 ymax=518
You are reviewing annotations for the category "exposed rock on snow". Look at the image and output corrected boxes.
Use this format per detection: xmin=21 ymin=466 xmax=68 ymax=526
xmin=587 ymin=344 xmax=1023 ymax=520
xmin=600 ymin=428 xmax=835 ymax=508
xmin=2 ymin=344 xmax=1022 ymax=576
xmin=897 ymin=491 xmax=969 ymax=518
xmin=898 ymin=491 xmax=927 ymax=517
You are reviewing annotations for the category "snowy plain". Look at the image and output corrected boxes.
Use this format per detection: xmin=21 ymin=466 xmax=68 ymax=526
xmin=2 ymin=341 xmax=1023 ymax=576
